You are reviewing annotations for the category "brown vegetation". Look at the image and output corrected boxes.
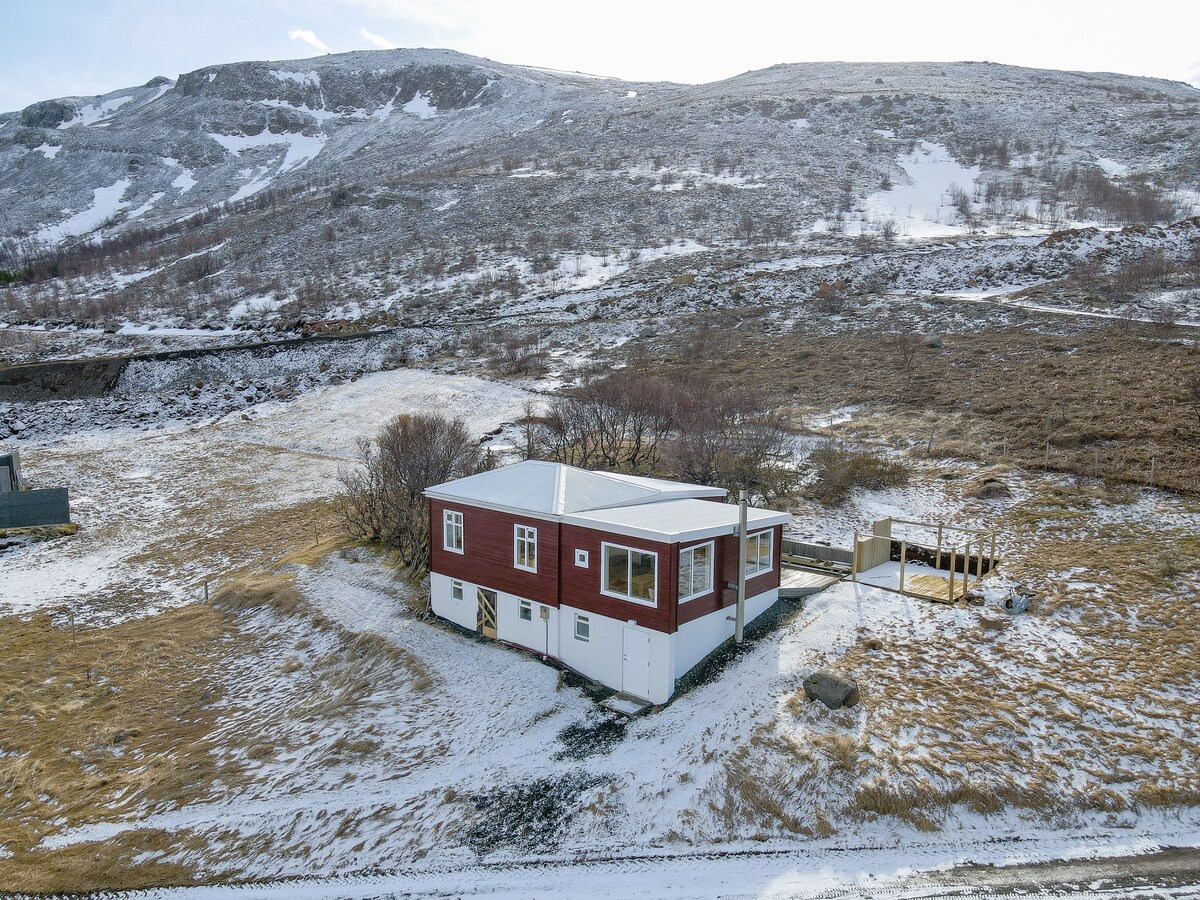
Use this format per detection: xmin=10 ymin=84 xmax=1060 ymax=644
xmin=655 ymin=317 xmax=1200 ymax=493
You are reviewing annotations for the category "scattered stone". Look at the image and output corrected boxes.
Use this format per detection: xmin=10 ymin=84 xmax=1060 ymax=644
xmin=974 ymin=477 xmax=1012 ymax=500
xmin=979 ymin=614 xmax=1009 ymax=631
xmin=803 ymin=669 xmax=860 ymax=709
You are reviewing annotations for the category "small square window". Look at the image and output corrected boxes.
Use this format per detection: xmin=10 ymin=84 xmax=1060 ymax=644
xmin=451 ymin=581 xmax=464 ymax=602
xmin=574 ymin=614 xmax=590 ymax=642
xmin=519 ymin=600 xmax=532 ymax=621
xmin=575 ymin=549 xmax=589 ymax=568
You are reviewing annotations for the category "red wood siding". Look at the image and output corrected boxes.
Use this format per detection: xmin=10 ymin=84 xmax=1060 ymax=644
xmin=677 ymin=525 xmax=781 ymax=626
xmin=429 ymin=499 xmax=560 ymax=606
xmin=559 ymin=524 xmax=677 ymax=633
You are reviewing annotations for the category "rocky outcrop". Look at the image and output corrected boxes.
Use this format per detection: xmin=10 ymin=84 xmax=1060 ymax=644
xmin=20 ymin=99 xmax=79 ymax=129
xmin=803 ymin=670 xmax=860 ymax=710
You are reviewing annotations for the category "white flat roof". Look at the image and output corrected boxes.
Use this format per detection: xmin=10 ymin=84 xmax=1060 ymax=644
xmin=563 ymin=498 xmax=791 ymax=543
xmin=425 ymin=460 xmax=725 ymax=517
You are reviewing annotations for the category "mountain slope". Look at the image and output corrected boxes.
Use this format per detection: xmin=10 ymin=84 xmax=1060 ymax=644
xmin=1 ymin=50 xmax=1198 ymax=331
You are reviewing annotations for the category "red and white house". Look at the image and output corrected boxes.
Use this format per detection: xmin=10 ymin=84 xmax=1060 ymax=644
xmin=425 ymin=461 xmax=791 ymax=704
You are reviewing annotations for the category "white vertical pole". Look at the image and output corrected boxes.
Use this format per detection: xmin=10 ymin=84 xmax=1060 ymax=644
xmin=898 ymin=540 xmax=907 ymax=594
xmin=735 ymin=489 xmax=748 ymax=644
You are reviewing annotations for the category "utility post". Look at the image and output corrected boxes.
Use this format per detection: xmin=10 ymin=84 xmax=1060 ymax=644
xmin=735 ymin=488 xmax=748 ymax=644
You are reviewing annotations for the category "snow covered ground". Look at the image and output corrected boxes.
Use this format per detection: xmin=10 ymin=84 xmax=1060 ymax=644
xmin=3 ymin=359 xmax=1199 ymax=894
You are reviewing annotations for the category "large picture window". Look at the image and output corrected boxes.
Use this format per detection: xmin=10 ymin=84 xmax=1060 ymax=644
xmin=601 ymin=542 xmax=658 ymax=605
xmin=746 ymin=530 xmax=773 ymax=576
xmin=678 ymin=542 xmax=714 ymax=602
xmin=443 ymin=510 xmax=464 ymax=553
xmin=514 ymin=524 xmax=537 ymax=572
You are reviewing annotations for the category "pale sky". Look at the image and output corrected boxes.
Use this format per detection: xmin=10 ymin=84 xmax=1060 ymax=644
xmin=2 ymin=0 xmax=1198 ymax=112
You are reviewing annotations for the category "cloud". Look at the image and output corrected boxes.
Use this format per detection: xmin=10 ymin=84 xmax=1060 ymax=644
xmin=359 ymin=27 xmax=398 ymax=50
xmin=288 ymin=28 xmax=332 ymax=55
xmin=338 ymin=0 xmax=476 ymax=30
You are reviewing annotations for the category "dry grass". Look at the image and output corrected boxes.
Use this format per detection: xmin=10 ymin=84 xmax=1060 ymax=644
xmin=704 ymin=477 xmax=1200 ymax=837
xmin=656 ymin=321 xmax=1200 ymax=493
xmin=0 ymin=568 xmax=437 ymax=892
xmin=0 ymin=603 xmax=239 ymax=891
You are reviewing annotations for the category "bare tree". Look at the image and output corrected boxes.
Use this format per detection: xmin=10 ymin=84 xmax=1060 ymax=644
xmin=334 ymin=413 xmax=493 ymax=573
xmin=887 ymin=332 xmax=924 ymax=376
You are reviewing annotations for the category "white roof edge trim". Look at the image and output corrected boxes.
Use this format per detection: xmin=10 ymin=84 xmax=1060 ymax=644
xmin=423 ymin=492 xmax=562 ymax=524
xmin=560 ymin=510 xmax=791 ymax=543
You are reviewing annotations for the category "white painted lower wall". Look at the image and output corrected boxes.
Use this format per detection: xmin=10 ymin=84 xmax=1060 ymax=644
xmin=431 ymin=572 xmax=780 ymax=705
xmin=556 ymin=604 xmax=675 ymax=704
xmin=496 ymin=591 xmax=558 ymax=658
xmin=430 ymin=571 xmax=477 ymax=631
xmin=671 ymin=588 xmax=780 ymax=680
xmin=430 ymin=572 xmax=560 ymax=658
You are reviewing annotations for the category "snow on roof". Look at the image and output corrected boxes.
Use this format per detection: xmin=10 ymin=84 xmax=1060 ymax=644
xmin=424 ymin=460 xmax=726 ymax=517
xmin=563 ymin=498 xmax=791 ymax=543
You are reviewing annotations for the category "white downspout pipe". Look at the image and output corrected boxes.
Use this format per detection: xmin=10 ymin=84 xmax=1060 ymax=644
xmin=735 ymin=489 xmax=748 ymax=644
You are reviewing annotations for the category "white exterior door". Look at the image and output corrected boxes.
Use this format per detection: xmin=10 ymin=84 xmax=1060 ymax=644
xmin=622 ymin=627 xmax=652 ymax=699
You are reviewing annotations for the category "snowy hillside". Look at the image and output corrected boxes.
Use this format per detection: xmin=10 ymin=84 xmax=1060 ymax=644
xmin=1 ymin=51 xmax=1198 ymax=335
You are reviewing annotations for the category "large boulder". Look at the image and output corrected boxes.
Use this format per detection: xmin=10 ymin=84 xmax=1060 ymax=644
xmin=973 ymin=477 xmax=1012 ymax=500
xmin=803 ymin=670 xmax=860 ymax=710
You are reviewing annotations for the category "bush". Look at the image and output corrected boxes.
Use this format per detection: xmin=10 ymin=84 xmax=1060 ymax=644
xmin=334 ymin=413 xmax=494 ymax=572
xmin=804 ymin=441 xmax=911 ymax=506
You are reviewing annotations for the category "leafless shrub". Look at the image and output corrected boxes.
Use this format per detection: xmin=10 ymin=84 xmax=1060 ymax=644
xmin=488 ymin=333 xmax=549 ymax=376
xmin=535 ymin=370 xmax=796 ymax=504
xmin=804 ymin=440 xmax=911 ymax=506
xmin=176 ymin=252 xmax=220 ymax=286
xmin=886 ymin=332 xmax=924 ymax=375
xmin=334 ymin=413 xmax=494 ymax=572
xmin=1148 ymin=303 xmax=1177 ymax=335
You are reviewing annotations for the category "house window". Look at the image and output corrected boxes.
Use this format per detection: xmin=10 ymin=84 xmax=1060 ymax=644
xmin=519 ymin=599 xmax=533 ymax=621
xmin=601 ymin=542 xmax=658 ymax=605
xmin=451 ymin=581 xmax=464 ymax=603
xmin=746 ymin=530 xmax=773 ymax=577
xmin=575 ymin=549 xmax=589 ymax=568
xmin=574 ymin=613 xmax=590 ymax=642
xmin=678 ymin=542 xmax=714 ymax=602
xmin=443 ymin=509 xmax=464 ymax=553
xmin=514 ymin=524 xmax=537 ymax=572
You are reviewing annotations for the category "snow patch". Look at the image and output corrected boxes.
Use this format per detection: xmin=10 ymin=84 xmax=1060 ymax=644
xmin=1094 ymin=157 xmax=1129 ymax=178
xmin=34 ymin=143 xmax=61 ymax=159
xmin=209 ymin=130 xmax=326 ymax=173
xmin=57 ymin=95 xmax=133 ymax=129
xmin=35 ymin=178 xmax=131 ymax=244
xmin=855 ymin=141 xmax=981 ymax=238
xmin=127 ymin=192 xmax=165 ymax=221
xmin=402 ymin=92 xmax=437 ymax=119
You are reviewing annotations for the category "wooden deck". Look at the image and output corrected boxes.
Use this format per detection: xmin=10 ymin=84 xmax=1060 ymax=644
xmin=779 ymin=566 xmax=841 ymax=599
xmin=902 ymin=571 xmax=971 ymax=603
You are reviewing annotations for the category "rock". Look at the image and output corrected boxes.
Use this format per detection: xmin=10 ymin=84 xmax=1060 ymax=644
xmin=974 ymin=477 xmax=1011 ymax=500
xmin=803 ymin=670 xmax=860 ymax=710
xmin=979 ymin=614 xmax=1008 ymax=631
xmin=924 ymin=333 xmax=944 ymax=348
